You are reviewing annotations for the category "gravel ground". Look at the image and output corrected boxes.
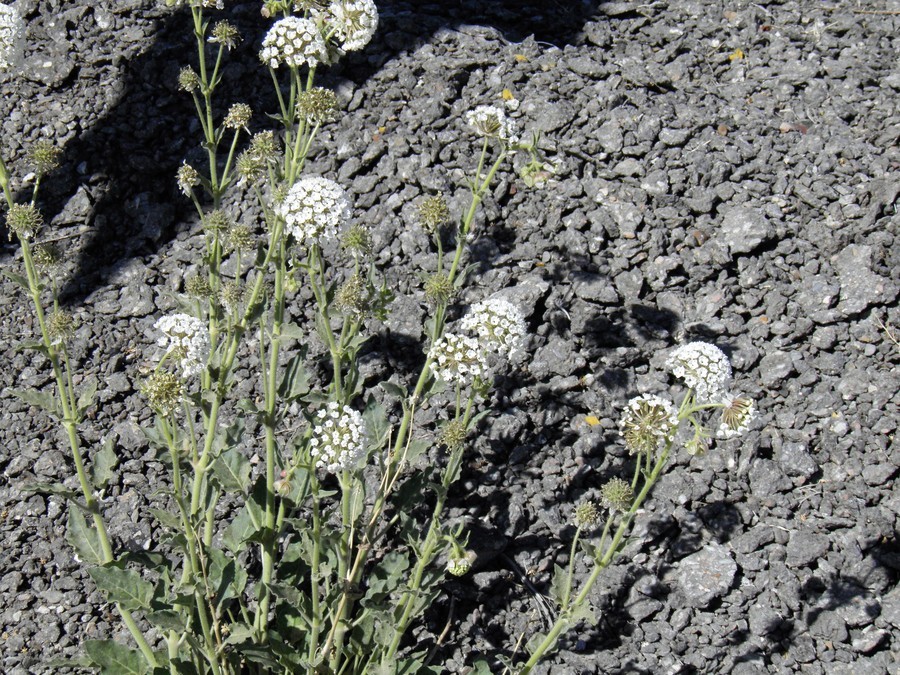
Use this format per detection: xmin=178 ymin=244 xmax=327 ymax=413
xmin=1 ymin=0 xmax=899 ymax=673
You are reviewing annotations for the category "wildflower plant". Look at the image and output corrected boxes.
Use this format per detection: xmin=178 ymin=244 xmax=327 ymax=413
xmin=3 ymin=1 xmax=557 ymax=673
xmin=511 ymin=343 xmax=757 ymax=673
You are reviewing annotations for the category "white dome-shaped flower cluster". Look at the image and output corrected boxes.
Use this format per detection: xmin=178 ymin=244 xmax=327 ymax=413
xmin=277 ymin=176 xmax=351 ymax=246
xmin=259 ymin=16 xmax=326 ymax=69
xmin=665 ymin=342 xmax=732 ymax=403
xmin=465 ymin=105 xmax=517 ymax=144
xmin=619 ymin=394 xmax=679 ymax=456
xmin=461 ymin=298 xmax=527 ymax=358
xmin=0 ymin=5 xmax=25 ymax=74
xmin=428 ymin=333 xmax=488 ymax=387
xmin=155 ymin=313 xmax=211 ymax=378
xmin=327 ymin=0 xmax=378 ymax=52
xmin=309 ymin=402 xmax=368 ymax=473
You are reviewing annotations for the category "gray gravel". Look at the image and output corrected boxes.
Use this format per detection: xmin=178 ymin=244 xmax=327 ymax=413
xmin=2 ymin=0 xmax=899 ymax=673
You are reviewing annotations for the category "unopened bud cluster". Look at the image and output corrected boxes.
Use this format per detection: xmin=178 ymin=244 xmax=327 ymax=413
xmin=27 ymin=141 xmax=62 ymax=177
xmin=309 ymin=402 xmax=368 ymax=473
xmin=141 ymin=371 xmax=185 ymax=416
xmin=209 ymin=20 xmax=240 ymax=49
xmin=177 ymin=162 xmax=201 ymax=197
xmin=417 ymin=194 xmax=451 ymax=234
xmin=6 ymin=203 xmax=42 ymax=241
xmin=48 ymin=310 xmax=76 ymax=346
xmin=574 ymin=500 xmax=601 ymax=528
xmin=296 ymin=87 xmax=340 ymax=125
xmin=223 ymin=103 xmax=252 ymax=130
xmin=600 ymin=478 xmax=633 ymax=513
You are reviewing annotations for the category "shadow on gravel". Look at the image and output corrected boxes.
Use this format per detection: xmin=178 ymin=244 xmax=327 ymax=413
xmin=16 ymin=0 xmax=605 ymax=301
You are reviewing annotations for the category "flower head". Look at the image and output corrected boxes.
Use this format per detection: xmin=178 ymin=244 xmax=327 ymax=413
xmin=600 ymin=477 xmax=634 ymax=513
xmin=259 ymin=16 xmax=327 ymax=69
xmin=666 ymin=342 xmax=732 ymax=403
xmin=619 ymin=394 xmax=678 ymax=456
xmin=466 ymin=105 xmax=517 ymax=144
xmin=0 ymin=5 xmax=26 ymax=75
xmin=33 ymin=242 xmax=62 ymax=274
xmin=48 ymin=309 xmax=76 ymax=346
xmin=574 ymin=500 xmax=602 ymax=528
xmin=141 ymin=371 xmax=184 ymax=416
xmin=296 ymin=87 xmax=340 ymax=125
xmin=461 ymin=298 xmax=527 ymax=359
xmin=716 ymin=393 xmax=756 ymax=439
xmin=177 ymin=66 xmax=201 ymax=93
xmin=223 ymin=103 xmax=252 ymax=130
xmin=324 ymin=0 xmax=378 ymax=52
xmin=309 ymin=402 xmax=368 ymax=473
xmin=154 ymin=313 xmax=210 ymax=378
xmin=447 ymin=551 xmax=473 ymax=577
xmin=334 ymin=272 xmax=369 ymax=318
xmin=6 ymin=203 xmax=42 ymax=241
xmin=277 ymin=176 xmax=351 ymax=246
xmin=177 ymin=162 xmax=201 ymax=197
xmin=417 ymin=194 xmax=450 ymax=234
xmin=27 ymin=141 xmax=62 ymax=177
xmin=424 ymin=273 xmax=454 ymax=307
xmin=428 ymin=333 xmax=488 ymax=387
xmin=209 ymin=20 xmax=240 ymax=49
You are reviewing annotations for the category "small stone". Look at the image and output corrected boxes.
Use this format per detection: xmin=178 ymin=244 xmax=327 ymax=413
xmin=758 ymin=350 xmax=795 ymax=388
xmin=718 ymin=207 xmax=774 ymax=255
xmin=779 ymin=441 xmax=818 ymax=478
xmin=786 ymin=530 xmax=829 ymax=568
xmin=674 ymin=543 xmax=737 ymax=608
xmin=832 ymin=244 xmax=898 ymax=315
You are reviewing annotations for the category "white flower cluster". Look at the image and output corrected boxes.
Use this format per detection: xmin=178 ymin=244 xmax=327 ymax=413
xmin=326 ymin=0 xmax=378 ymax=52
xmin=0 ymin=4 xmax=25 ymax=74
xmin=309 ymin=402 xmax=367 ymax=473
xmin=154 ymin=313 xmax=210 ymax=378
xmin=666 ymin=342 xmax=732 ymax=403
xmin=259 ymin=16 xmax=326 ymax=69
xmin=461 ymin=298 xmax=527 ymax=359
xmin=466 ymin=105 xmax=517 ymax=144
xmin=619 ymin=394 xmax=679 ymax=456
xmin=277 ymin=176 xmax=351 ymax=246
xmin=428 ymin=333 xmax=488 ymax=387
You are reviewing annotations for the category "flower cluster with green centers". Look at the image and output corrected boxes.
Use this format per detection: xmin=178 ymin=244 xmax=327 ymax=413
xmin=618 ymin=394 xmax=679 ymax=456
xmin=296 ymin=87 xmax=340 ymax=125
xmin=428 ymin=333 xmax=488 ymax=387
xmin=309 ymin=402 xmax=368 ymax=473
xmin=717 ymin=392 xmax=756 ymax=439
xmin=154 ymin=313 xmax=210 ymax=378
xmin=461 ymin=298 xmax=527 ymax=359
xmin=141 ymin=371 xmax=184 ymax=416
xmin=665 ymin=341 xmax=732 ymax=403
xmin=0 ymin=4 xmax=25 ymax=74
xmin=259 ymin=16 xmax=326 ymax=69
xmin=319 ymin=0 xmax=379 ymax=52
xmin=465 ymin=105 xmax=517 ymax=144
xmin=277 ymin=176 xmax=351 ymax=246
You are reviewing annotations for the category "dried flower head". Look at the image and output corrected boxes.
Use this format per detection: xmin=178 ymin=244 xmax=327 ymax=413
xmin=259 ymin=16 xmax=327 ymax=69
xmin=334 ymin=272 xmax=368 ymax=318
xmin=277 ymin=176 xmax=351 ymax=246
xmin=6 ymin=203 xmax=42 ymax=241
xmin=341 ymin=223 xmax=372 ymax=256
xmin=0 ymin=5 xmax=26 ymax=75
xmin=466 ymin=105 xmax=517 ymax=144
xmin=154 ymin=313 xmax=210 ymax=378
xmin=424 ymin=273 xmax=454 ymax=307
xmin=296 ymin=87 xmax=340 ymax=125
xmin=716 ymin=393 xmax=756 ymax=439
xmin=447 ymin=552 xmax=472 ymax=577
xmin=48 ymin=309 xmax=76 ymax=346
xmin=461 ymin=298 xmax=527 ymax=359
xmin=185 ymin=274 xmax=213 ymax=299
xmin=27 ymin=141 xmax=62 ymax=177
xmin=309 ymin=401 xmax=368 ymax=473
xmin=224 ymin=223 xmax=253 ymax=251
xmin=619 ymin=394 xmax=679 ymax=456
xmin=177 ymin=66 xmax=201 ymax=93
xmin=177 ymin=162 xmax=201 ymax=197
xmin=209 ymin=20 xmax=240 ymax=49
xmin=237 ymin=131 xmax=277 ymax=182
xmin=574 ymin=500 xmax=602 ymax=528
xmin=141 ymin=371 xmax=184 ymax=416
xmin=601 ymin=477 xmax=633 ymax=513
xmin=666 ymin=342 xmax=732 ymax=403
xmin=428 ymin=333 xmax=488 ymax=387
xmin=32 ymin=242 xmax=62 ymax=273
xmin=224 ymin=103 xmax=252 ymax=130
xmin=220 ymin=281 xmax=244 ymax=314
xmin=417 ymin=194 xmax=450 ymax=234
xmin=440 ymin=418 xmax=467 ymax=451
xmin=324 ymin=0 xmax=379 ymax=52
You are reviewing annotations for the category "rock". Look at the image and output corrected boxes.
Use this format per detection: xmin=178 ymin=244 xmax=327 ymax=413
xmin=675 ymin=543 xmax=738 ymax=608
xmin=786 ymin=530 xmax=830 ymax=567
xmin=718 ymin=207 xmax=774 ymax=255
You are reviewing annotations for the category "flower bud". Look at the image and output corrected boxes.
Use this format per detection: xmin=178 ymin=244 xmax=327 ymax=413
xmin=209 ymin=20 xmax=240 ymax=49
xmin=177 ymin=66 xmax=201 ymax=93
xmin=141 ymin=371 xmax=184 ymax=416
xmin=176 ymin=162 xmax=201 ymax=196
xmin=27 ymin=141 xmax=62 ymax=177
xmin=296 ymin=87 xmax=340 ymax=125
xmin=424 ymin=273 xmax=454 ymax=307
xmin=574 ymin=500 xmax=601 ymax=528
xmin=417 ymin=194 xmax=450 ymax=234
xmin=224 ymin=103 xmax=252 ymax=130
xmin=48 ymin=310 xmax=76 ymax=346
xmin=600 ymin=478 xmax=633 ymax=513
xmin=6 ymin=203 xmax=42 ymax=241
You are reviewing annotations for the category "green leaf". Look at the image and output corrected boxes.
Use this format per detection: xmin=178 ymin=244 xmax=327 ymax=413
xmin=469 ymin=659 xmax=494 ymax=675
xmin=404 ymin=438 xmax=431 ymax=464
xmin=77 ymin=377 xmax=99 ymax=418
xmin=211 ymin=447 xmax=251 ymax=494
xmin=2 ymin=268 xmax=31 ymax=290
xmin=279 ymin=321 xmax=306 ymax=341
xmin=92 ymin=434 xmax=119 ymax=489
xmin=380 ymin=380 xmax=407 ymax=400
xmin=206 ymin=548 xmax=247 ymax=606
xmin=149 ymin=508 xmax=182 ymax=530
xmin=222 ymin=501 xmax=261 ymax=554
xmin=362 ymin=394 xmax=390 ymax=449
xmin=145 ymin=610 xmax=186 ymax=633
xmin=8 ymin=387 xmax=61 ymax=418
xmin=88 ymin=566 xmax=154 ymax=611
xmin=278 ymin=350 xmax=310 ymax=401
xmin=67 ymin=509 xmax=105 ymax=565
xmin=13 ymin=339 xmax=49 ymax=356
xmin=84 ymin=639 xmax=148 ymax=675
xmin=569 ymin=600 xmax=598 ymax=627
xmin=44 ymin=655 xmax=95 ymax=669
xmin=549 ymin=563 xmax=568 ymax=608
xmin=23 ymin=481 xmax=80 ymax=504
